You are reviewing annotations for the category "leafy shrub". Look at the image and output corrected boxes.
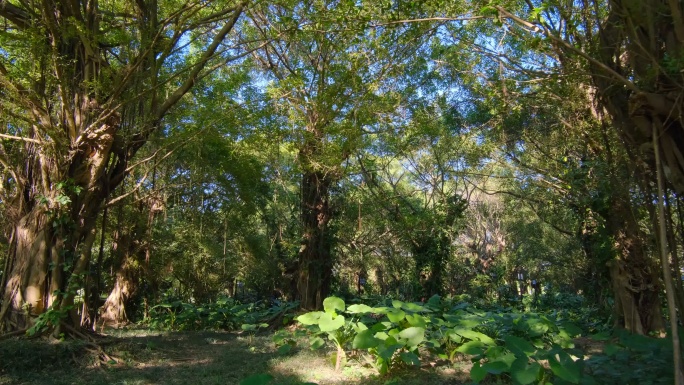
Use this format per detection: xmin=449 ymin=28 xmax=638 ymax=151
xmin=297 ymin=295 xmax=602 ymax=383
xmin=142 ymin=296 xmax=298 ymax=331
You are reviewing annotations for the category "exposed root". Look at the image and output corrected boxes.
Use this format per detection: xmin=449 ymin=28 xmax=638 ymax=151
xmin=59 ymin=322 xmax=123 ymax=365
xmin=0 ymin=328 xmax=29 ymax=340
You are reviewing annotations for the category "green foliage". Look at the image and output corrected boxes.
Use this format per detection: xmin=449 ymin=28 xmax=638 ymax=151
xmin=297 ymin=295 xmax=605 ymax=382
xmin=583 ymin=329 xmax=675 ymax=384
xmin=142 ymin=297 xmax=297 ymax=331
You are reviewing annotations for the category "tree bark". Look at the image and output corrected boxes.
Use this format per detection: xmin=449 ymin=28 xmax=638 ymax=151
xmin=296 ymin=168 xmax=333 ymax=310
xmin=604 ymin=194 xmax=664 ymax=334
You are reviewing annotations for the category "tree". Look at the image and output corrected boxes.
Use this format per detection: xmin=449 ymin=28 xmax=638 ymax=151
xmin=0 ymin=0 xmax=246 ymax=332
xmin=245 ymin=0 xmax=428 ymax=309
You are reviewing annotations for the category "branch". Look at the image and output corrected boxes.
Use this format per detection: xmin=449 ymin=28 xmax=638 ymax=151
xmin=157 ymin=2 xmax=245 ymax=118
xmin=0 ymin=133 xmax=41 ymax=144
xmin=371 ymin=15 xmax=485 ymax=27
xmin=495 ymin=6 xmax=639 ymax=93
xmin=0 ymin=0 xmax=30 ymax=29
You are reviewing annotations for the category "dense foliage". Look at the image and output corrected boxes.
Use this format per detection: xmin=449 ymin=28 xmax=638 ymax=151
xmin=1 ymin=0 xmax=684 ymax=383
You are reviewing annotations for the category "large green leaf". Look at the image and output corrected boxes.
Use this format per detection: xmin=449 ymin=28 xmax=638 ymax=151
xmin=470 ymin=362 xmax=487 ymax=383
xmin=453 ymin=328 xmax=496 ymax=346
xmin=297 ymin=311 xmax=324 ymax=325
xmin=456 ymin=340 xmax=485 ymax=355
xmin=402 ymin=302 xmax=427 ymax=312
xmin=347 ymin=304 xmax=374 ymax=314
xmin=398 ymin=327 xmax=425 ymax=347
xmin=399 ymin=351 xmax=421 ymax=367
xmin=523 ymin=317 xmax=550 ymax=337
xmin=353 ymin=329 xmax=380 ymax=349
xmin=510 ymin=357 xmax=541 ymax=385
xmin=548 ymin=348 xmax=581 ymax=384
xmin=560 ymin=321 xmax=582 ymax=337
xmin=504 ymin=335 xmax=536 ymax=358
xmin=426 ymin=294 xmax=442 ymax=307
xmin=378 ymin=343 xmax=402 ymax=361
xmin=318 ymin=313 xmax=345 ymax=332
xmin=405 ymin=313 xmax=427 ymax=328
xmin=323 ymin=297 xmax=345 ymax=314
xmin=387 ymin=309 xmax=406 ymax=323
xmin=481 ymin=361 xmax=509 ymax=375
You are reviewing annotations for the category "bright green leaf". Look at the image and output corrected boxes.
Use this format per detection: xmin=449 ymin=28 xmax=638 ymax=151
xmin=353 ymin=329 xmax=380 ymax=349
xmin=297 ymin=311 xmax=323 ymax=325
xmin=398 ymin=327 xmax=425 ymax=347
xmin=319 ymin=313 xmax=345 ymax=332
xmin=323 ymin=297 xmax=345 ymax=314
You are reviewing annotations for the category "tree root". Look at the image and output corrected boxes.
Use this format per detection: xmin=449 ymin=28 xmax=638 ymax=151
xmin=59 ymin=322 xmax=123 ymax=365
xmin=0 ymin=328 xmax=29 ymax=340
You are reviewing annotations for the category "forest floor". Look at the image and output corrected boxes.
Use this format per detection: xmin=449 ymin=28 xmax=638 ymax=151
xmin=0 ymin=328 xmax=474 ymax=385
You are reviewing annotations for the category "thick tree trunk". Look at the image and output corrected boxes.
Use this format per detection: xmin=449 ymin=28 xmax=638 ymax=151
xmin=296 ymin=169 xmax=333 ymax=310
xmin=605 ymin=196 xmax=665 ymax=334
xmin=0 ymin=188 xmax=104 ymax=331
xmin=100 ymin=256 xmax=140 ymax=326
xmin=0 ymin=213 xmax=53 ymax=330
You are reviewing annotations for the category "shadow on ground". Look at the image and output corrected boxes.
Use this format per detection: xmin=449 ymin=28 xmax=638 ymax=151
xmin=0 ymin=330 xmax=470 ymax=385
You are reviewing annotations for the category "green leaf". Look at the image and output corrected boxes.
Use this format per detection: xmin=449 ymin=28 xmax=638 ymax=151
xmin=318 ymin=313 xmax=345 ymax=332
xmin=470 ymin=362 xmax=487 ymax=383
xmin=387 ymin=308 xmax=406 ymax=323
xmin=405 ymin=313 xmax=427 ymax=328
xmin=277 ymin=344 xmax=292 ymax=355
xmin=524 ymin=318 xmax=550 ymax=337
xmin=378 ymin=343 xmax=402 ymax=361
xmin=297 ymin=311 xmax=323 ymax=325
xmin=392 ymin=300 xmax=404 ymax=308
xmin=456 ymin=340 xmax=484 ymax=355
xmin=401 ymin=302 xmax=427 ymax=312
xmin=397 ymin=326 xmax=425 ymax=347
xmin=560 ymin=322 xmax=582 ymax=337
xmin=448 ymin=333 xmax=462 ymax=343
xmin=241 ymin=324 xmax=257 ymax=331
xmin=481 ymin=360 xmax=510 ymax=375
xmin=347 ymin=304 xmax=373 ymax=314
xmin=453 ymin=328 xmax=496 ymax=346
xmin=511 ymin=357 xmax=541 ymax=385
xmin=426 ymin=294 xmax=442 ymax=307
xmin=504 ymin=335 xmax=536 ymax=357
xmin=399 ymin=351 xmax=421 ymax=366
xmin=353 ymin=329 xmax=380 ymax=349
xmin=548 ymin=348 xmax=581 ymax=384
xmin=323 ymin=297 xmax=345 ymax=314
xmin=239 ymin=373 xmax=274 ymax=385
xmin=310 ymin=337 xmax=326 ymax=350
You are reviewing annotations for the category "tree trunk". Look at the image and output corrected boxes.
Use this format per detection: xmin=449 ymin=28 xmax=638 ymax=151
xmin=100 ymin=254 xmax=140 ymax=327
xmin=296 ymin=169 xmax=333 ymax=310
xmin=605 ymin=196 xmax=665 ymax=334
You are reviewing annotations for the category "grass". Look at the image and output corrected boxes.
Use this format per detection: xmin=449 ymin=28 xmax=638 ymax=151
xmin=0 ymin=328 xmax=473 ymax=385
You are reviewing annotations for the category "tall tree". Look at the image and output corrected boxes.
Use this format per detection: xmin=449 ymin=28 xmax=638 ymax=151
xmin=245 ymin=0 xmax=427 ymax=309
xmin=0 ymin=0 xmax=246 ymax=332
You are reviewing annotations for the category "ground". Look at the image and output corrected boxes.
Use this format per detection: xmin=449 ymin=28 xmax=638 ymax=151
xmin=0 ymin=329 xmax=474 ymax=385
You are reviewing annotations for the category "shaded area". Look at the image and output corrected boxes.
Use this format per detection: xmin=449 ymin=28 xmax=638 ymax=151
xmin=0 ymin=330 xmax=471 ymax=385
